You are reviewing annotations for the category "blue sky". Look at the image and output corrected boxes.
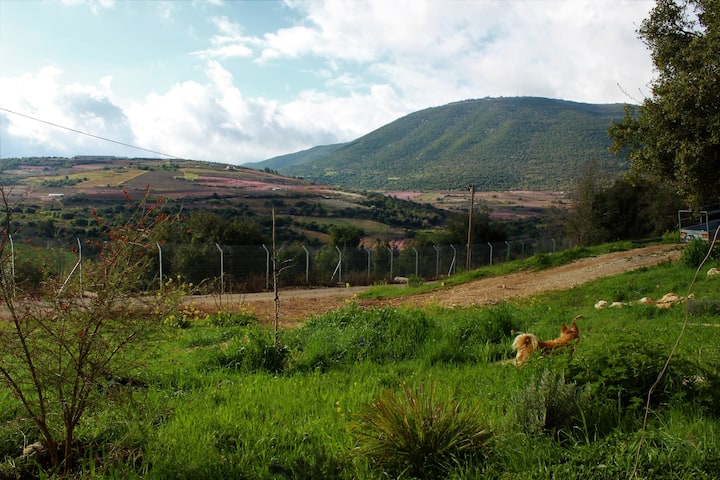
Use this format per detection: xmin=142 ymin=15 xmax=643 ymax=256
xmin=0 ymin=0 xmax=655 ymax=165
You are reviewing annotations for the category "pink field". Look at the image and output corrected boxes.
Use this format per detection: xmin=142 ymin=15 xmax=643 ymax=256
xmin=197 ymin=176 xmax=280 ymax=190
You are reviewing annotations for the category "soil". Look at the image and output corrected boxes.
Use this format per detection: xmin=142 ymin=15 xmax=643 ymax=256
xmin=191 ymin=244 xmax=682 ymax=327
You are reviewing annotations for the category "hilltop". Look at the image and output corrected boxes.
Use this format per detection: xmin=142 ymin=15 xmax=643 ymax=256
xmin=252 ymin=97 xmax=629 ymax=191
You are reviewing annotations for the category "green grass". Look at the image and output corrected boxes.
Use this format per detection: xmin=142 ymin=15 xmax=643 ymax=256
xmin=2 ymin=243 xmax=720 ymax=478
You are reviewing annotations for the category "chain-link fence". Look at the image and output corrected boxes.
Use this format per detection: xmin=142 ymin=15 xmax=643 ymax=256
xmin=7 ymin=237 xmax=571 ymax=294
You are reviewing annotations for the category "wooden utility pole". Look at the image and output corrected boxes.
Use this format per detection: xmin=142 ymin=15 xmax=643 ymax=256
xmin=466 ymin=184 xmax=475 ymax=270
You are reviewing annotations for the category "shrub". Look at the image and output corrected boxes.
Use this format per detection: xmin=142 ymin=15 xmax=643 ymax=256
xmin=207 ymin=328 xmax=287 ymax=373
xmin=682 ymin=238 xmax=720 ymax=268
xmin=0 ymin=189 xmax=185 ymax=475
xmin=351 ymin=382 xmax=491 ymax=478
xmin=566 ymin=333 xmax=711 ymax=411
xmin=512 ymin=368 xmax=598 ymax=440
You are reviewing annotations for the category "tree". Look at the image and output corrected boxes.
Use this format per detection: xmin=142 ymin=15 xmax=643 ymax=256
xmin=609 ymin=0 xmax=720 ymax=211
xmin=566 ymin=162 xmax=607 ymax=246
xmin=0 ymin=187 xmax=184 ymax=474
xmin=441 ymin=204 xmax=507 ymax=246
xmin=328 ymin=225 xmax=364 ymax=249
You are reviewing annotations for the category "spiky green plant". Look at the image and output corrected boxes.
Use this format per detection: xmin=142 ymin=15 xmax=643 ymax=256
xmin=351 ymin=382 xmax=491 ymax=478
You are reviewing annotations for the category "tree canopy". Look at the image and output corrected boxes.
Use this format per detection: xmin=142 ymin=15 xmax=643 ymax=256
xmin=609 ymin=0 xmax=720 ymax=211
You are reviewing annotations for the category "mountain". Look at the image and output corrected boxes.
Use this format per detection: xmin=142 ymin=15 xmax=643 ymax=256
xmin=245 ymin=143 xmax=349 ymax=170
xmin=253 ymin=97 xmax=630 ymax=191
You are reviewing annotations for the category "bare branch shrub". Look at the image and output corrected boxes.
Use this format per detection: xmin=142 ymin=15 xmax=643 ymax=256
xmin=0 ymin=186 xmax=185 ymax=474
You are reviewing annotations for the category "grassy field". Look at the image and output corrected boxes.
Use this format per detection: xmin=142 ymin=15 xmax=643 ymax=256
xmin=2 ymin=245 xmax=720 ymax=479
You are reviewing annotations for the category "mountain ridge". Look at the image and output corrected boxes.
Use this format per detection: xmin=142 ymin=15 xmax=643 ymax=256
xmin=250 ymin=97 xmax=630 ymax=191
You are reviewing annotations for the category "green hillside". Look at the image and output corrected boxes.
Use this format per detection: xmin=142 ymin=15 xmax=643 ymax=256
xmin=246 ymin=143 xmax=349 ymax=170
xmin=260 ymin=97 xmax=629 ymax=191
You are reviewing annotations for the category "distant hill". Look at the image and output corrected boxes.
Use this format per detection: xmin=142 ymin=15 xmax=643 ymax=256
xmin=246 ymin=143 xmax=349 ymax=170
xmin=253 ymin=97 xmax=630 ymax=191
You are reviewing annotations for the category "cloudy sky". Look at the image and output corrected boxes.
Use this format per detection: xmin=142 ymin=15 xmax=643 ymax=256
xmin=0 ymin=0 xmax=656 ymax=165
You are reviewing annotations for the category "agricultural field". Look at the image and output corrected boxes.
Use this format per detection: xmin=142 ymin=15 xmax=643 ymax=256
xmin=2 ymin=241 xmax=720 ymax=479
xmin=1 ymin=157 xmax=565 ymax=224
xmin=1 ymin=157 xmax=458 ymax=247
xmin=389 ymin=190 xmax=570 ymax=221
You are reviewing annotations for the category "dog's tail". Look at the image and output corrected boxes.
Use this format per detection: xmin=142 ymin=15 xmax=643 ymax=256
xmin=512 ymin=333 xmax=539 ymax=352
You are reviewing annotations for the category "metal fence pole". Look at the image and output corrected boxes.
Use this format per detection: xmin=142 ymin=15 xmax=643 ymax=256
xmin=157 ymin=242 xmax=163 ymax=292
xmin=387 ymin=247 xmax=394 ymax=280
xmin=302 ymin=245 xmax=310 ymax=286
xmin=364 ymin=247 xmax=372 ymax=284
xmin=262 ymin=244 xmax=270 ymax=291
xmin=215 ymin=243 xmax=225 ymax=295
xmin=8 ymin=234 xmax=15 ymax=297
xmin=448 ymin=244 xmax=456 ymax=276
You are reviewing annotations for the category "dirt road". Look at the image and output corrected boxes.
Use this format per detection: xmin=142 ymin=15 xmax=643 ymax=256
xmin=194 ymin=244 xmax=682 ymax=326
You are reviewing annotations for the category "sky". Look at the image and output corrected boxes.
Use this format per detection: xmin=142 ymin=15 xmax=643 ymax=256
xmin=0 ymin=0 xmax=656 ymax=165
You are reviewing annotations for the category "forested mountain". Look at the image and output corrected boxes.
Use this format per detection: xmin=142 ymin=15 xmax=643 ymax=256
xmin=253 ymin=97 xmax=630 ymax=191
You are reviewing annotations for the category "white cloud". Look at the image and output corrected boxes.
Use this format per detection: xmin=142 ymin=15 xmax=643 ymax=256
xmin=1 ymin=0 xmax=657 ymax=162
xmin=191 ymin=16 xmax=258 ymax=59
xmin=60 ymin=0 xmax=115 ymax=14
xmin=0 ymin=68 xmax=134 ymax=156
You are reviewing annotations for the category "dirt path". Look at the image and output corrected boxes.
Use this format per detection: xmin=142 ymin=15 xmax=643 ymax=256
xmin=193 ymin=244 xmax=682 ymax=326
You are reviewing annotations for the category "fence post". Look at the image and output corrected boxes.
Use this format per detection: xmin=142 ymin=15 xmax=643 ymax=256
xmin=302 ymin=245 xmax=310 ymax=286
xmin=8 ymin=234 xmax=15 ymax=297
xmin=77 ymin=238 xmax=82 ymax=291
xmin=59 ymin=238 xmax=82 ymax=295
xmin=330 ymin=246 xmax=342 ymax=284
xmin=488 ymin=242 xmax=493 ymax=266
xmin=215 ymin=243 xmax=224 ymax=295
xmin=448 ymin=244 xmax=456 ymax=276
xmin=262 ymin=244 xmax=270 ymax=291
xmin=412 ymin=247 xmax=419 ymax=276
xmin=387 ymin=247 xmax=394 ymax=280
xmin=552 ymin=238 xmax=556 ymax=253
xmin=364 ymin=247 xmax=371 ymax=284
xmin=433 ymin=245 xmax=440 ymax=279
xmin=505 ymin=240 xmax=511 ymax=262
xmin=157 ymin=242 xmax=163 ymax=292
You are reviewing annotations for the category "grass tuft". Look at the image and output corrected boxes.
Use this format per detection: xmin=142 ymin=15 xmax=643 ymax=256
xmin=351 ymin=382 xmax=491 ymax=478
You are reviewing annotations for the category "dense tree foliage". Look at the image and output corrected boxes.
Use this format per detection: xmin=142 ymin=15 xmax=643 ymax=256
xmin=329 ymin=225 xmax=364 ymax=248
xmin=567 ymin=167 xmax=682 ymax=246
xmin=609 ymin=0 xmax=720 ymax=210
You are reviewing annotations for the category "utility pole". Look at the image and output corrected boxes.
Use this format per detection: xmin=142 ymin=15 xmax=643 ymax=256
xmin=466 ymin=183 xmax=475 ymax=270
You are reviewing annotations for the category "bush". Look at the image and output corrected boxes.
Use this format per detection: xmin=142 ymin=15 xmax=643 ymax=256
xmin=207 ymin=328 xmax=287 ymax=373
xmin=682 ymin=238 xmax=720 ymax=268
xmin=512 ymin=368 xmax=598 ymax=440
xmin=566 ymin=333 xmax=712 ymax=411
xmin=351 ymin=382 xmax=491 ymax=478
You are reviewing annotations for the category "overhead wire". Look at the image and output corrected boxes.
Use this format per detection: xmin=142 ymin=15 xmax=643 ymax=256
xmin=0 ymin=106 xmax=185 ymax=160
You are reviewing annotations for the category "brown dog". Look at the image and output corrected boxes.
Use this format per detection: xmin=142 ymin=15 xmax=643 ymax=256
xmin=511 ymin=321 xmax=580 ymax=366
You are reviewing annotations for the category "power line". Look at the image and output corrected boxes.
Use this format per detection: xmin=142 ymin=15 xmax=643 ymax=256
xmin=0 ymin=106 xmax=185 ymax=159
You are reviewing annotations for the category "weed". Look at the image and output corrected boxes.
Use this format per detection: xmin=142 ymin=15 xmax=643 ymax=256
xmin=512 ymin=368 xmax=599 ymax=441
xmin=206 ymin=308 xmax=258 ymax=327
xmin=351 ymin=382 xmax=491 ymax=478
